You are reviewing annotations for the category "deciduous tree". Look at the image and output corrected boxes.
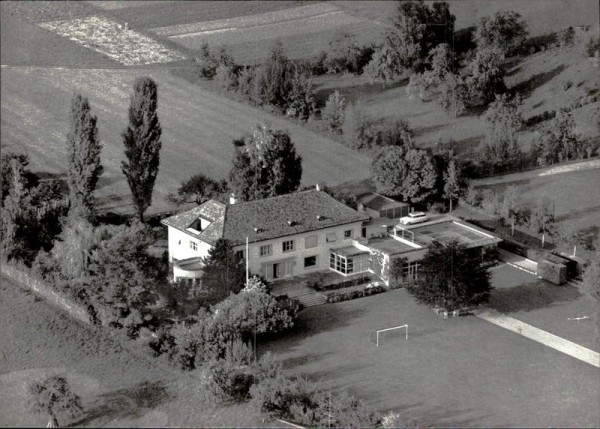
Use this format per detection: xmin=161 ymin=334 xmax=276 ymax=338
xmin=168 ymin=174 xmax=228 ymax=206
xmin=29 ymin=376 xmax=83 ymax=428
xmin=322 ymin=90 xmax=345 ymax=133
xmin=474 ymin=10 xmax=528 ymax=56
xmin=406 ymin=240 xmax=492 ymax=311
xmin=443 ymin=158 xmax=465 ymax=211
xmin=466 ymin=47 xmax=506 ymax=106
xmin=1 ymin=153 xmax=38 ymax=205
xmin=530 ymin=194 xmax=556 ymax=248
xmin=482 ymin=94 xmax=522 ymax=168
xmin=228 ymin=125 xmax=302 ymax=201
xmin=66 ymin=94 xmax=103 ymax=219
xmin=122 ymin=77 xmax=162 ymax=222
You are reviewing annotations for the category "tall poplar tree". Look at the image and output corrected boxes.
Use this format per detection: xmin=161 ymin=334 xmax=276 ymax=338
xmin=66 ymin=94 xmax=103 ymax=219
xmin=122 ymin=77 xmax=162 ymax=222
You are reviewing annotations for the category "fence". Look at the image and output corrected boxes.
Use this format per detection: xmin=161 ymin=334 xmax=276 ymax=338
xmin=1 ymin=263 xmax=91 ymax=325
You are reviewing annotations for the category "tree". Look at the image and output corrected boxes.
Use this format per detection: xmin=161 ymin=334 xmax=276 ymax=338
xmin=556 ymin=224 xmax=586 ymax=257
xmin=474 ymin=10 xmax=528 ymax=56
xmin=530 ymin=194 xmax=555 ymax=248
xmin=443 ymin=158 xmax=465 ymax=211
xmin=1 ymin=159 xmax=28 ymax=261
xmin=437 ymin=72 xmax=468 ymax=117
xmin=66 ymin=94 xmax=103 ymax=219
xmin=482 ymin=94 xmax=522 ymax=169
xmin=228 ymin=125 xmax=302 ymax=201
xmin=322 ymin=90 xmax=345 ymax=133
xmin=466 ymin=47 xmax=506 ymax=106
xmin=201 ymin=238 xmax=246 ymax=300
xmin=122 ymin=77 xmax=162 ymax=222
xmin=1 ymin=153 xmax=38 ymax=205
xmin=29 ymin=376 xmax=83 ymax=428
xmin=257 ymin=44 xmax=291 ymax=110
xmin=168 ymin=174 xmax=228 ymax=206
xmin=389 ymin=256 xmax=408 ymax=287
xmin=371 ymin=147 xmax=436 ymax=203
xmin=406 ymin=240 xmax=492 ymax=311
xmin=87 ymin=222 xmax=160 ymax=336
xmin=499 ymin=185 xmax=525 ymax=234
xmin=542 ymin=108 xmax=580 ymax=164
xmin=287 ymin=65 xmax=315 ymax=121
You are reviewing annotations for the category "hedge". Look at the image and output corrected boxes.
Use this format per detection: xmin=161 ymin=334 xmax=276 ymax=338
xmin=538 ymin=259 xmax=567 ymax=285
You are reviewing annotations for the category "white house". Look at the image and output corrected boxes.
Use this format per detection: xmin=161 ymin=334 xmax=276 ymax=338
xmin=161 ymin=189 xmax=502 ymax=285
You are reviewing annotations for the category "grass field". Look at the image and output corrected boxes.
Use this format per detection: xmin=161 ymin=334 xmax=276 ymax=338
xmin=260 ymin=286 xmax=600 ymax=427
xmin=0 ymin=277 xmax=276 ymax=427
xmin=0 ymin=67 xmax=372 ymax=216
xmin=478 ymin=168 xmax=600 ymax=230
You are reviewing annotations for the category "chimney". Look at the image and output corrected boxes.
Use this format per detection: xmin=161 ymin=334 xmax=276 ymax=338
xmin=287 ymin=219 xmax=295 ymax=226
xmin=229 ymin=193 xmax=236 ymax=205
xmin=253 ymin=227 xmax=262 ymax=233
xmin=315 ymin=183 xmax=321 ymax=191
xmin=316 ymin=214 xmax=324 ymax=221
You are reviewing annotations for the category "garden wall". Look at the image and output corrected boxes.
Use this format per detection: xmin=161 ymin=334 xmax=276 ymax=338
xmin=1 ymin=263 xmax=91 ymax=325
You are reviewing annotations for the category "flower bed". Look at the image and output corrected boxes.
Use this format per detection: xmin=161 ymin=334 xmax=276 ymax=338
xmin=325 ymin=281 xmax=385 ymax=303
xmin=310 ymin=275 xmax=372 ymax=292
xmin=39 ymin=16 xmax=186 ymax=65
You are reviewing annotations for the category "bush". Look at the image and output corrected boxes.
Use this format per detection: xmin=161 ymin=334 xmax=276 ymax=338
xmin=428 ymin=201 xmax=447 ymax=214
xmin=342 ymin=107 xmax=414 ymax=150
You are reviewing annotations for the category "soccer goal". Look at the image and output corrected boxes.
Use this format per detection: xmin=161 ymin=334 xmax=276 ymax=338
xmin=370 ymin=324 xmax=408 ymax=346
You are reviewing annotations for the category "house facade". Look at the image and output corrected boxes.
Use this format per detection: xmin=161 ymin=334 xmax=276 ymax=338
xmin=161 ymin=189 xmax=501 ymax=285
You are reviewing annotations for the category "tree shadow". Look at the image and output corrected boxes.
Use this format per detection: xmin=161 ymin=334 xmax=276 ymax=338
xmin=511 ymin=65 xmax=566 ymax=99
xmin=555 ymin=204 xmax=600 ymax=222
xmin=68 ymin=380 xmax=173 ymax=427
xmin=488 ymin=280 xmax=581 ymax=314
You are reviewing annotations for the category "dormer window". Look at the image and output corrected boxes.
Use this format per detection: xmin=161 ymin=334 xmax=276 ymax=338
xmin=187 ymin=217 xmax=211 ymax=234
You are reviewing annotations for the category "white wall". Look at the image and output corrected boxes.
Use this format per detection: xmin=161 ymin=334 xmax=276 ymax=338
xmin=234 ymin=222 xmax=364 ymax=280
xmin=167 ymin=226 xmax=212 ymax=262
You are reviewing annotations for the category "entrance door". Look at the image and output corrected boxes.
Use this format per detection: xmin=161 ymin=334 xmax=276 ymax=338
xmin=273 ymin=263 xmax=281 ymax=279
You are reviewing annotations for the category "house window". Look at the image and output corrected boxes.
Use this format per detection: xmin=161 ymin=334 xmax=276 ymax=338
xmin=260 ymin=244 xmax=272 ymax=257
xmin=282 ymin=240 xmax=294 ymax=252
xmin=305 ymin=235 xmax=318 ymax=248
xmin=330 ymin=252 xmax=351 ymax=274
xmin=344 ymin=229 xmax=353 ymax=238
xmin=326 ymin=232 xmax=337 ymax=243
xmin=403 ymin=261 xmax=419 ymax=280
xmin=235 ymin=250 xmax=245 ymax=260
xmin=304 ymin=255 xmax=318 ymax=268
xmin=189 ymin=241 xmax=197 ymax=251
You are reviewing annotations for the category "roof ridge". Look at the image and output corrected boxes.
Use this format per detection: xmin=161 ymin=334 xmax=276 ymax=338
xmin=235 ymin=189 xmax=317 ymax=207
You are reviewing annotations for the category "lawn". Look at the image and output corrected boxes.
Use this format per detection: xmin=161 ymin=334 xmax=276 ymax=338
xmin=489 ymin=263 xmax=599 ymax=352
xmin=0 ymin=277 xmax=274 ymax=428
xmin=0 ymin=66 xmax=371 ymax=217
xmin=259 ymin=288 xmax=600 ymax=427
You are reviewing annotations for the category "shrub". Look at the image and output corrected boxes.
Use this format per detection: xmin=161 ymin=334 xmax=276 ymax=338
xmin=428 ymin=201 xmax=447 ymax=214
xmin=312 ymin=275 xmax=372 ymax=292
xmin=585 ymin=36 xmax=600 ymax=57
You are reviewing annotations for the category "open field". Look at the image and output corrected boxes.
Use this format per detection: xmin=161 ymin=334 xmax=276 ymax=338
xmin=261 ymin=287 xmax=600 ymax=427
xmin=0 ymin=277 xmax=275 ymax=427
xmin=0 ymin=67 xmax=372 ymax=216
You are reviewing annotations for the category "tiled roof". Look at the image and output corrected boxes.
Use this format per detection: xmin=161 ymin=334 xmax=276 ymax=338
xmin=161 ymin=190 xmax=369 ymax=247
xmin=223 ymin=190 xmax=369 ymax=246
xmin=358 ymin=192 xmax=409 ymax=211
xmin=161 ymin=200 xmax=226 ymax=245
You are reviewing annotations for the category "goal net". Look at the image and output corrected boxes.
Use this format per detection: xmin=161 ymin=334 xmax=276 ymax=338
xmin=369 ymin=324 xmax=408 ymax=346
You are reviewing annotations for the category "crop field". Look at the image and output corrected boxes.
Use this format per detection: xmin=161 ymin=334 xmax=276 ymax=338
xmin=262 ymin=288 xmax=600 ymax=427
xmin=39 ymin=16 xmax=186 ymax=66
xmin=1 ymin=67 xmax=372 ymax=216
xmin=150 ymin=3 xmax=384 ymax=64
